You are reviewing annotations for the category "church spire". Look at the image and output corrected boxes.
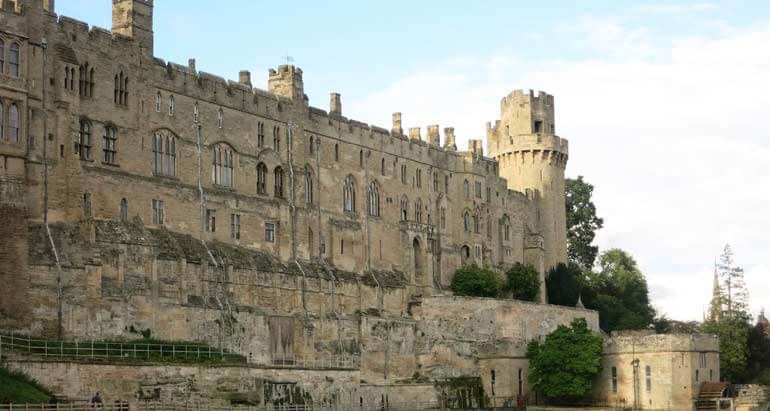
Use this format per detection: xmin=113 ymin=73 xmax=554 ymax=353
xmin=708 ymin=261 xmax=723 ymax=321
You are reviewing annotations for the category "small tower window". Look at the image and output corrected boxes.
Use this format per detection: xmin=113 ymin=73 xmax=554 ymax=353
xmin=273 ymin=126 xmax=281 ymax=151
xmin=334 ymin=143 xmax=339 ymax=161
xmin=274 ymin=166 xmax=284 ymax=198
xmin=155 ymin=92 xmax=161 ymax=112
xmin=257 ymin=122 xmax=265 ymax=147
xmin=119 ymin=198 xmax=128 ymax=222
xmin=217 ymin=109 xmax=224 ymax=128
xmin=534 ymin=120 xmax=543 ymax=133
xmin=168 ymin=95 xmax=174 ymax=115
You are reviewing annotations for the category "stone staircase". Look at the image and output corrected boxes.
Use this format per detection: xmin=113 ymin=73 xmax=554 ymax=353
xmin=695 ymin=382 xmax=729 ymax=410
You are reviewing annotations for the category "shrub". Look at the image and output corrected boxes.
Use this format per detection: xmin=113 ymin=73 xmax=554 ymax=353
xmin=450 ymin=265 xmax=500 ymax=298
xmin=503 ymin=263 xmax=541 ymax=302
xmin=546 ymin=262 xmax=582 ymax=306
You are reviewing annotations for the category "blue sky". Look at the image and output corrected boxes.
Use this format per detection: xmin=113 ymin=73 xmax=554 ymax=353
xmin=58 ymin=1 xmax=770 ymax=321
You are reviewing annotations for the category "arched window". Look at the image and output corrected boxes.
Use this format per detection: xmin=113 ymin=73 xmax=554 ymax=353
xmin=0 ymin=41 xmax=4 ymax=73
xmin=119 ymin=198 xmax=128 ymax=222
xmin=168 ymin=95 xmax=174 ymax=115
xmin=9 ymin=43 xmax=20 ymax=77
xmin=473 ymin=212 xmax=479 ymax=233
xmin=114 ymin=71 xmax=128 ymax=105
xmin=193 ymin=102 xmax=199 ymax=123
xmin=343 ymin=175 xmax=355 ymax=212
xmin=152 ymin=132 xmax=175 ymax=176
xmin=79 ymin=63 xmax=87 ymax=96
xmin=9 ymin=103 xmax=20 ymax=143
xmin=502 ymin=215 xmax=511 ymax=241
xmin=0 ymin=101 xmax=4 ymax=141
xmin=400 ymin=197 xmax=409 ymax=221
xmin=401 ymin=164 xmax=407 ymax=184
xmin=334 ymin=143 xmax=339 ymax=161
xmin=217 ymin=109 xmax=223 ymax=128
xmin=77 ymin=119 xmax=91 ymax=159
xmin=368 ymin=181 xmax=380 ymax=217
xmin=433 ymin=172 xmax=439 ymax=192
xmin=463 ymin=211 xmax=470 ymax=232
xmin=414 ymin=198 xmax=422 ymax=223
xmin=381 ymin=158 xmax=385 ymax=176
xmin=416 ymin=169 xmax=422 ymax=188
xmin=274 ymin=166 xmax=284 ymax=198
xmin=305 ymin=165 xmax=313 ymax=205
xmin=309 ymin=136 xmax=314 ymax=154
xmin=463 ymin=180 xmax=470 ymax=199
xmin=273 ymin=126 xmax=280 ymax=151
xmin=256 ymin=162 xmax=267 ymax=194
xmin=212 ymin=144 xmax=234 ymax=187
xmin=103 ymin=126 xmax=117 ymax=164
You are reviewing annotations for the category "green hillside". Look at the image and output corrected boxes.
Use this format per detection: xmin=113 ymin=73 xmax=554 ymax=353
xmin=0 ymin=366 xmax=52 ymax=403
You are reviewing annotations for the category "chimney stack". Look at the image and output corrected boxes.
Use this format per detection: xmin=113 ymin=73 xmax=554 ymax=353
xmin=188 ymin=59 xmax=196 ymax=72
xmin=330 ymin=93 xmax=342 ymax=115
xmin=427 ymin=125 xmax=440 ymax=146
xmin=443 ymin=127 xmax=457 ymax=151
xmin=392 ymin=113 xmax=403 ymax=135
xmin=409 ymin=127 xmax=422 ymax=141
xmin=239 ymin=70 xmax=251 ymax=86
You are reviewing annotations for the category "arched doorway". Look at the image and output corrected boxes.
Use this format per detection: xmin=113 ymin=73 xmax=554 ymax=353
xmin=460 ymin=245 xmax=471 ymax=266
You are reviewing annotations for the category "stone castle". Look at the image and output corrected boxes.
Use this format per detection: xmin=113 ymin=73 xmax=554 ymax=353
xmin=0 ymin=1 xmax=720 ymax=410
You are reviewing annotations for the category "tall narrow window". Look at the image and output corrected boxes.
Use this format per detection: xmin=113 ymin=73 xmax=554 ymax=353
xmin=696 ymin=369 xmax=699 ymax=382
xmin=77 ymin=119 xmax=91 ymax=159
xmin=114 ymin=71 xmax=128 ymax=105
xmin=256 ymin=162 xmax=267 ymax=194
xmin=155 ymin=92 xmax=161 ymax=112
xmin=473 ymin=213 xmax=479 ymax=233
xmin=193 ymin=102 xmax=199 ymax=123
xmin=368 ymin=181 xmax=380 ymax=217
xmin=152 ymin=199 xmax=164 ymax=225
xmin=230 ymin=214 xmax=240 ymax=240
xmin=414 ymin=198 xmax=422 ymax=223
xmin=168 ymin=95 xmax=174 ymax=115
xmin=486 ymin=187 xmax=491 ymax=203
xmin=305 ymin=166 xmax=313 ymax=205
xmin=475 ymin=181 xmax=482 ymax=198
xmin=79 ymin=64 xmax=87 ymax=96
xmin=0 ymin=41 xmax=4 ymax=73
xmin=217 ymin=109 xmax=223 ymax=128
xmin=400 ymin=197 xmax=408 ymax=221
xmin=463 ymin=180 xmax=469 ymax=199
xmin=9 ymin=104 xmax=19 ymax=144
xmin=401 ymin=164 xmax=407 ymax=184
xmin=334 ymin=143 xmax=339 ymax=161
xmin=212 ymin=145 xmax=234 ymax=187
xmin=9 ymin=43 xmax=20 ymax=77
xmin=445 ymin=175 xmax=449 ymax=194
xmin=416 ymin=169 xmax=422 ymax=188
xmin=518 ymin=369 xmax=523 ymax=396
xmin=119 ymin=198 xmax=128 ymax=222
xmin=487 ymin=216 xmax=492 ymax=238
xmin=0 ymin=101 xmax=4 ymax=141
xmin=205 ymin=209 xmax=216 ymax=233
xmin=343 ymin=175 xmax=355 ymax=212
xmin=433 ymin=172 xmax=439 ymax=192
xmin=152 ymin=132 xmax=175 ymax=176
xmin=274 ymin=166 xmax=284 ymax=198
xmin=463 ymin=211 xmax=470 ymax=232
xmin=503 ymin=217 xmax=511 ymax=241
xmin=611 ymin=367 xmax=617 ymax=393
xmin=645 ymin=365 xmax=651 ymax=392
xmin=265 ymin=223 xmax=275 ymax=242
xmin=359 ymin=150 xmax=363 ymax=167
xmin=440 ymin=207 xmax=446 ymax=229
xmin=83 ymin=192 xmax=92 ymax=217
xmin=381 ymin=158 xmax=385 ymax=176
xmin=309 ymin=136 xmax=314 ymax=154
xmin=273 ymin=126 xmax=280 ymax=151
xmin=89 ymin=67 xmax=95 ymax=97
xmin=102 ymin=126 xmax=117 ymax=164
xmin=257 ymin=122 xmax=264 ymax=147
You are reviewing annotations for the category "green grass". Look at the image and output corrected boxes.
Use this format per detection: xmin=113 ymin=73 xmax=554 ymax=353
xmin=0 ymin=365 xmax=52 ymax=403
xmin=1 ymin=334 xmax=247 ymax=365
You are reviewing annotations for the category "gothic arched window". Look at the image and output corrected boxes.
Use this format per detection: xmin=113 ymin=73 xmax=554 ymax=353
xmin=274 ymin=166 xmax=284 ymax=198
xmin=212 ymin=144 xmax=234 ymax=187
xmin=9 ymin=43 xmax=20 ymax=77
xmin=463 ymin=180 xmax=470 ymax=199
xmin=256 ymin=162 xmax=267 ymax=194
xmin=463 ymin=211 xmax=471 ymax=232
xmin=343 ymin=175 xmax=355 ymax=212
xmin=400 ymin=197 xmax=409 ymax=221
xmin=152 ymin=131 xmax=175 ymax=176
xmin=368 ymin=181 xmax=380 ymax=217
xmin=414 ymin=198 xmax=422 ymax=223
xmin=120 ymin=198 xmax=128 ymax=222
xmin=77 ymin=119 xmax=91 ymax=159
xmin=305 ymin=165 xmax=313 ymax=205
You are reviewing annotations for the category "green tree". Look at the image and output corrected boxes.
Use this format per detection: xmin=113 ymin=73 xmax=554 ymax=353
xmin=702 ymin=314 xmax=751 ymax=382
xmin=450 ymin=265 xmax=500 ymax=298
xmin=746 ymin=312 xmax=770 ymax=382
xmin=527 ymin=318 xmax=603 ymax=400
xmin=565 ymin=176 xmax=604 ymax=270
xmin=581 ymin=249 xmax=655 ymax=332
xmin=503 ymin=262 xmax=541 ymax=302
xmin=546 ymin=263 xmax=582 ymax=306
xmin=717 ymin=244 xmax=750 ymax=317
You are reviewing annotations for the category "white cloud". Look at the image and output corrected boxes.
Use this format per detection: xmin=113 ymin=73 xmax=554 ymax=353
xmin=347 ymin=19 xmax=770 ymax=322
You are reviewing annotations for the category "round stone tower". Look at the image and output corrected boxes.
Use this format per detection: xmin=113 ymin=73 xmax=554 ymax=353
xmin=487 ymin=90 xmax=569 ymax=272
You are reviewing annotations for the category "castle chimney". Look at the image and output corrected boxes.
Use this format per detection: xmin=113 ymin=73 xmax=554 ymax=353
xmin=469 ymin=139 xmax=483 ymax=156
xmin=112 ymin=0 xmax=154 ymax=55
xmin=427 ymin=125 xmax=440 ymax=146
xmin=409 ymin=127 xmax=421 ymax=141
xmin=392 ymin=113 xmax=403 ymax=135
xmin=330 ymin=93 xmax=342 ymax=115
xmin=443 ymin=127 xmax=457 ymax=151
xmin=188 ymin=59 xmax=196 ymax=72
xmin=239 ymin=70 xmax=251 ymax=86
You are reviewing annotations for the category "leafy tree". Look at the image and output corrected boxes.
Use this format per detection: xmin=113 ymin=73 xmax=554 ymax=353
xmin=503 ymin=262 xmax=541 ymax=302
xmin=581 ymin=249 xmax=655 ymax=332
xmin=565 ymin=176 xmax=604 ymax=270
xmin=546 ymin=263 xmax=582 ymax=306
xmin=717 ymin=244 xmax=750 ymax=317
xmin=746 ymin=311 xmax=770 ymax=382
xmin=527 ymin=318 xmax=603 ymax=400
xmin=702 ymin=313 xmax=751 ymax=382
xmin=450 ymin=265 xmax=500 ymax=298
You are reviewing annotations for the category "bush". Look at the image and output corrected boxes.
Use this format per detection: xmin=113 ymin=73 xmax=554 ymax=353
xmin=450 ymin=265 xmax=500 ymax=298
xmin=503 ymin=263 xmax=541 ymax=302
xmin=546 ymin=262 xmax=582 ymax=306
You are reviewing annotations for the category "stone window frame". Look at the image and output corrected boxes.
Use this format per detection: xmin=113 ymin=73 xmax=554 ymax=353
xmin=305 ymin=165 xmax=314 ymax=205
xmin=611 ymin=367 xmax=617 ymax=393
xmin=274 ymin=166 xmax=284 ymax=198
xmin=463 ymin=210 xmax=471 ymax=232
xmin=256 ymin=162 xmax=268 ymax=195
xmin=230 ymin=213 xmax=241 ymax=240
xmin=380 ymin=158 xmax=385 ymax=176
xmin=400 ymin=195 xmax=409 ymax=221
xmin=416 ymin=168 xmax=422 ymax=188
xmin=168 ymin=94 xmax=174 ymax=116
xmin=645 ymin=365 xmax=651 ymax=392
xmin=502 ymin=214 xmax=511 ymax=242
xmin=257 ymin=122 xmax=265 ymax=147
xmin=265 ymin=222 xmax=276 ymax=243
xmin=78 ymin=62 xmax=94 ymax=97
xmin=155 ymin=92 xmax=161 ymax=112
xmin=205 ymin=209 xmax=216 ymax=233
xmin=119 ymin=198 xmax=128 ymax=223
xmin=334 ymin=143 xmax=339 ymax=161
xmin=367 ymin=180 xmax=380 ymax=217
xmin=152 ymin=199 xmax=165 ymax=225
xmin=83 ymin=192 xmax=92 ymax=217
xmin=343 ymin=175 xmax=356 ymax=212
xmin=193 ymin=102 xmax=200 ymax=123
xmin=114 ymin=70 xmax=128 ymax=106
xmin=440 ymin=207 xmax=446 ymax=229
xmin=400 ymin=164 xmax=407 ymax=185
xmin=414 ymin=198 xmax=422 ymax=223
xmin=463 ymin=179 xmax=469 ymax=199
xmin=152 ymin=130 xmax=176 ymax=177
xmin=212 ymin=143 xmax=235 ymax=188
xmin=217 ymin=108 xmax=224 ymax=128
xmin=76 ymin=118 xmax=92 ymax=160
xmin=433 ymin=171 xmax=439 ymax=192
xmin=102 ymin=125 xmax=118 ymax=165
xmin=0 ymin=39 xmax=4 ymax=73
xmin=273 ymin=126 xmax=280 ymax=151
xmin=8 ymin=42 xmax=19 ymax=77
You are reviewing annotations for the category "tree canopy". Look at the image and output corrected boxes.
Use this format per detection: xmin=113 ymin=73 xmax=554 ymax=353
xmin=450 ymin=265 xmax=500 ymax=298
xmin=546 ymin=262 xmax=582 ymax=307
xmin=565 ymin=176 xmax=604 ymax=270
xmin=504 ymin=262 xmax=541 ymax=302
xmin=527 ymin=318 xmax=603 ymax=400
xmin=702 ymin=313 xmax=751 ymax=382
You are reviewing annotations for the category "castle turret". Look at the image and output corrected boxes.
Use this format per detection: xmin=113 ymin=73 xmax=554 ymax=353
xmin=112 ymin=0 xmax=154 ymax=55
xmin=268 ymin=65 xmax=305 ymax=101
xmin=488 ymin=90 xmax=568 ymax=272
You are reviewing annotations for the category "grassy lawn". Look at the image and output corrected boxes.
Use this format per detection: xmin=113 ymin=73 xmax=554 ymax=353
xmin=0 ymin=365 xmax=52 ymax=403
